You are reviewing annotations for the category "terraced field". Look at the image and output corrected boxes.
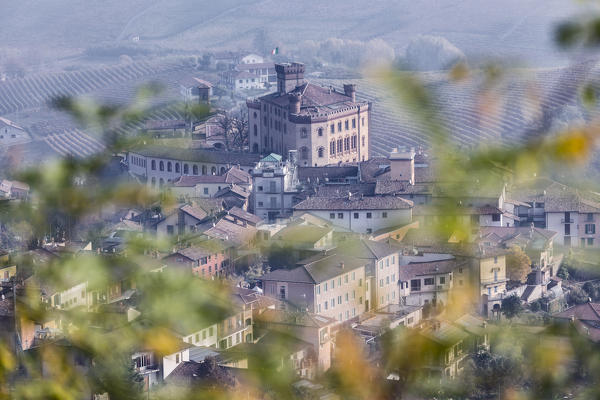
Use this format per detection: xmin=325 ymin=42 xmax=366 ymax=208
xmin=43 ymin=130 xmax=106 ymax=159
xmin=0 ymin=60 xmax=188 ymax=115
xmin=317 ymin=61 xmax=600 ymax=156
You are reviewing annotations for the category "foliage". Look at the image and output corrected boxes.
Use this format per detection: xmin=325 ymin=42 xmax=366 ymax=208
xmin=556 ymin=264 xmax=570 ymax=280
xmin=466 ymin=351 xmax=521 ymax=396
xmin=568 ymin=286 xmax=590 ymax=305
xmin=501 ymin=295 xmax=523 ymax=319
xmin=506 ymin=245 xmax=532 ymax=283
xmin=217 ymin=112 xmax=249 ymax=151
xmin=583 ymin=281 xmax=600 ymax=301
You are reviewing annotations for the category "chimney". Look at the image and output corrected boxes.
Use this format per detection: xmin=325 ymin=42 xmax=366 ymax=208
xmin=388 ymin=147 xmax=415 ymax=184
xmin=275 ymin=62 xmax=305 ymax=95
xmin=344 ymin=84 xmax=357 ymax=102
xmin=289 ymin=92 xmax=302 ymax=114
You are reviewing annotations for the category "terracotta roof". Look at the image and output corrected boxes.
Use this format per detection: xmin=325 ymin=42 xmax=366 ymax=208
xmin=204 ymin=218 xmax=257 ymax=246
xmin=227 ymin=207 xmax=262 ymax=225
xmin=180 ymin=204 xmax=208 ymax=221
xmin=554 ymin=302 xmax=600 ymax=321
xmin=294 ymin=195 xmax=413 ymax=211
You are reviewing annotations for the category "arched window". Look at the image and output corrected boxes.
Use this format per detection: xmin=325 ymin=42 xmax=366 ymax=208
xmin=211 ymin=167 xmax=217 ymax=175
xmin=253 ymin=124 xmax=257 ymax=137
xmin=167 ymin=161 xmax=172 ymax=172
xmin=220 ymin=167 xmax=226 ymax=175
xmin=202 ymin=165 xmax=207 ymax=175
xmin=175 ymin=163 xmax=180 ymax=173
xmin=183 ymin=164 xmax=189 ymax=174
xmin=193 ymin=165 xmax=198 ymax=175
xmin=151 ymin=160 xmax=156 ymax=170
xmin=252 ymin=143 xmax=259 ymax=153
xmin=300 ymin=147 xmax=308 ymax=160
xmin=318 ymin=127 xmax=323 ymax=137
xmin=318 ymin=147 xmax=324 ymax=158
xmin=159 ymin=161 xmax=164 ymax=171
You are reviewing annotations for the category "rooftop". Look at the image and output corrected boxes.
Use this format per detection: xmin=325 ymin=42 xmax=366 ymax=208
xmin=294 ymin=195 xmax=413 ymax=211
xmin=129 ymin=146 xmax=260 ymax=166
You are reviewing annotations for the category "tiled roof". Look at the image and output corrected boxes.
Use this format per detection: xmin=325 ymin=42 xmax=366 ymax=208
xmin=298 ymin=253 xmax=368 ymax=283
xmin=315 ymin=183 xmax=375 ymax=197
xmin=337 ymin=238 xmax=400 ymax=260
xmin=180 ymin=204 xmax=208 ymax=221
xmin=204 ymin=218 xmax=257 ymax=246
xmin=129 ymin=146 xmax=260 ymax=166
xmin=258 ymin=308 xmax=337 ymax=328
xmin=272 ymin=224 xmax=331 ymax=244
xmin=259 ymin=82 xmax=366 ymax=115
xmin=508 ymin=178 xmax=600 ymax=213
xmin=260 ymin=153 xmax=282 ymax=163
xmin=398 ymin=259 xmax=462 ymax=281
xmin=227 ymin=207 xmax=262 ymax=225
xmin=294 ymin=195 xmax=413 ymax=211
xmin=375 ymin=180 xmax=431 ymax=195
xmin=554 ymin=302 xmax=600 ymax=322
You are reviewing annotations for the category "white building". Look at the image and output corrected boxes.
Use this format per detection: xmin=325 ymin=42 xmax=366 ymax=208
xmin=252 ymin=152 xmax=300 ymax=222
xmin=0 ymin=117 xmax=30 ymax=146
xmin=293 ymin=195 xmax=413 ymax=235
xmin=127 ymin=146 xmax=260 ymax=189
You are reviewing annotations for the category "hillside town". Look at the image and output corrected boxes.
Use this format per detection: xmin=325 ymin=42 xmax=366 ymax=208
xmin=2 ymin=58 xmax=600 ymax=399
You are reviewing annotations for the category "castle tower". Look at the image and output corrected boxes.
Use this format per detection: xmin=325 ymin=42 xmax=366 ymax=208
xmin=275 ymin=62 xmax=305 ymax=95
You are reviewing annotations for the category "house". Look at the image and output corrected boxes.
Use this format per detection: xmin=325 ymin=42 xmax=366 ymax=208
xmin=179 ymin=77 xmax=212 ymax=104
xmin=337 ymin=238 xmax=403 ymax=311
xmin=256 ymin=308 xmax=337 ymax=372
xmin=235 ymin=62 xmax=276 ymax=87
xmin=252 ymin=152 xmax=301 ymax=222
xmin=144 ymin=120 xmax=187 ymax=137
xmin=222 ymin=70 xmax=264 ymax=91
xmin=0 ymin=179 xmax=30 ymax=200
xmin=266 ymin=222 xmax=334 ymax=268
xmin=162 ymin=243 xmax=229 ymax=278
xmin=170 ymin=167 xmax=251 ymax=199
xmin=247 ymin=62 xmax=371 ymax=164
xmin=215 ymin=185 xmax=251 ymax=210
xmin=553 ymin=302 xmax=600 ymax=343
xmin=253 ymin=330 xmax=317 ymax=379
xmin=398 ymin=256 xmax=460 ymax=308
xmin=261 ymin=253 xmax=368 ymax=323
xmin=293 ymin=194 xmax=413 ymax=235
xmin=507 ymin=178 xmax=600 ymax=247
xmin=453 ymin=314 xmax=489 ymax=352
xmin=155 ymin=204 xmax=211 ymax=237
xmin=239 ymin=54 xmax=265 ymax=64
xmin=416 ymin=319 xmax=469 ymax=379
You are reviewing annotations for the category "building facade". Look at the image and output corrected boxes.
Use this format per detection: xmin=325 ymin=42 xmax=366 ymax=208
xmin=247 ymin=62 xmax=371 ymax=166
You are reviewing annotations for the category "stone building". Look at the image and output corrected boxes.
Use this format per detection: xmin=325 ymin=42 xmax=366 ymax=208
xmin=247 ymin=62 xmax=371 ymax=166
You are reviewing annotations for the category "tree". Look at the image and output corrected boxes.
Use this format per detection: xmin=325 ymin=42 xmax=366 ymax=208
xmin=501 ymin=295 xmax=523 ymax=319
xmin=467 ymin=351 xmax=521 ymax=396
xmin=569 ymin=286 xmax=590 ymax=305
xmin=506 ymin=245 xmax=531 ymax=283
xmin=556 ymin=264 xmax=570 ymax=280
xmin=195 ymin=356 xmax=236 ymax=390
xmin=583 ymin=281 xmax=600 ymax=301
xmin=217 ymin=112 xmax=249 ymax=151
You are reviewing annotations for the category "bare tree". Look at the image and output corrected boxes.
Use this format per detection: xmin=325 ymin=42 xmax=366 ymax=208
xmin=217 ymin=112 xmax=248 ymax=151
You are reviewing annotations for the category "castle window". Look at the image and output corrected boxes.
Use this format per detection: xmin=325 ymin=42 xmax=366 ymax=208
xmin=254 ymin=112 xmax=257 ymax=118
xmin=300 ymin=147 xmax=309 ymax=160
xmin=151 ymin=160 xmax=156 ymax=170
xmin=330 ymin=124 xmax=335 ymax=134
xmin=330 ymin=141 xmax=335 ymax=155
xmin=352 ymin=118 xmax=356 ymax=129
xmin=184 ymin=164 xmax=189 ymax=174
xmin=193 ymin=165 xmax=198 ymax=175
xmin=345 ymin=120 xmax=349 ymax=130
xmin=318 ymin=147 xmax=324 ymax=158
xmin=175 ymin=163 xmax=180 ymax=173
xmin=338 ymin=122 xmax=342 ymax=132
xmin=300 ymin=128 xmax=308 ymax=138
xmin=362 ymin=136 xmax=365 ymax=146
xmin=352 ymin=135 xmax=357 ymax=149
xmin=167 ymin=162 xmax=172 ymax=172
xmin=211 ymin=167 xmax=217 ymax=175
xmin=254 ymin=124 xmax=257 ymax=136
xmin=159 ymin=161 xmax=164 ymax=171
xmin=318 ymin=127 xmax=323 ymax=137
xmin=202 ymin=165 xmax=207 ymax=175
xmin=337 ymin=139 xmax=343 ymax=153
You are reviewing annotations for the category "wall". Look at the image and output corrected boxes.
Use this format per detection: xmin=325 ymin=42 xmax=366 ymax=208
xmin=313 ymin=266 xmax=367 ymax=322
xmin=299 ymin=209 xmax=412 ymax=234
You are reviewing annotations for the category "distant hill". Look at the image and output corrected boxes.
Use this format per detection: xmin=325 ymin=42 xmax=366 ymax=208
xmin=0 ymin=0 xmax=590 ymax=67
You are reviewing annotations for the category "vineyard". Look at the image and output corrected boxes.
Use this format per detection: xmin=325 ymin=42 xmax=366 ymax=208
xmin=318 ymin=61 xmax=600 ymax=156
xmin=42 ymin=130 xmax=106 ymax=159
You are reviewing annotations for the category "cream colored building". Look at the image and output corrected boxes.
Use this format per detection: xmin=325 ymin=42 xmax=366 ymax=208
xmin=247 ymin=62 xmax=371 ymax=166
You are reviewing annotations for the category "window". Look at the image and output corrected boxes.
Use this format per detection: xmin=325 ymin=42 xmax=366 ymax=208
xmin=300 ymin=128 xmax=308 ymax=138
xmin=587 ymin=213 xmax=594 ymax=222
xmin=351 ymin=135 xmax=357 ymax=149
xmin=586 ymin=224 xmax=596 ymax=234
xmin=318 ymin=127 xmax=323 ymax=136
xmin=330 ymin=141 xmax=336 ymax=155
xmin=362 ymin=136 xmax=365 ymax=146
xmin=159 ymin=161 xmax=164 ymax=171
xmin=337 ymin=139 xmax=343 ymax=153
xmin=492 ymin=213 xmax=500 ymax=222
xmin=193 ymin=165 xmax=198 ymax=175
xmin=380 ymin=279 xmax=383 ymax=287
xmin=176 ymin=354 xmax=180 ymax=363
xmin=352 ymin=118 xmax=356 ymax=129
xmin=338 ymin=213 xmax=344 ymax=219
xmin=345 ymin=120 xmax=349 ymax=130
xmin=344 ymin=274 xmax=348 ymax=283
xmin=324 ymin=302 xmax=328 ymax=310
xmin=318 ymin=147 xmax=324 ymax=158
xmin=411 ymin=279 xmax=421 ymax=291
xmin=300 ymin=147 xmax=308 ymax=160
xmin=330 ymin=124 xmax=335 ymax=134
xmin=439 ymin=276 xmax=446 ymax=284
xmin=203 ymin=187 xmax=209 ymax=195
xmin=424 ymin=278 xmax=434 ymax=285
xmin=253 ymin=124 xmax=257 ymax=136
xmin=344 ymin=137 xmax=350 ymax=151
xmin=366 ymin=212 xmax=372 ymax=219
xmin=588 ymin=238 xmax=595 ymax=246
xmin=494 ymin=256 xmax=498 ymax=264
xmin=338 ymin=122 xmax=342 ymax=132
xmin=331 ymin=280 xmax=335 ymax=289
xmin=151 ymin=160 xmax=156 ymax=170
xmin=330 ymin=213 xmax=335 ymax=219
xmin=338 ymin=296 xmax=342 ymax=305
xmin=354 ymin=212 xmax=359 ymax=219
xmin=167 ymin=162 xmax=172 ymax=172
